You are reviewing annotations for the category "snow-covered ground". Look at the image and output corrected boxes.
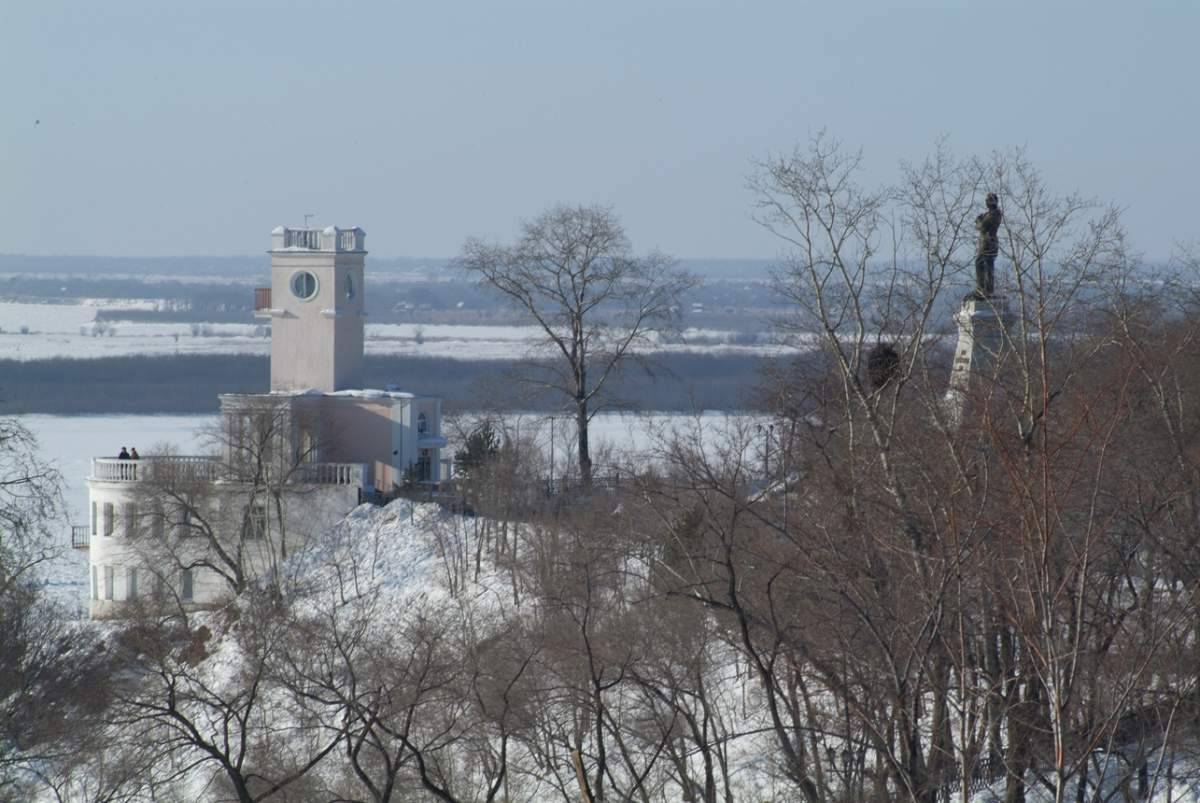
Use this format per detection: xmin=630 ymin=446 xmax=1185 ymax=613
xmin=17 ymin=408 xmax=1200 ymax=802
xmin=22 ymin=411 xmax=761 ymax=614
xmin=42 ymin=495 xmax=1197 ymax=802
xmin=0 ymin=299 xmax=796 ymax=360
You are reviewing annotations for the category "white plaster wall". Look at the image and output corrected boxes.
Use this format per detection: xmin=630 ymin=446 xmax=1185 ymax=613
xmin=87 ymin=476 xmax=360 ymax=619
xmin=269 ymin=252 xmax=364 ymax=392
xmin=87 ymin=481 xmax=141 ymax=618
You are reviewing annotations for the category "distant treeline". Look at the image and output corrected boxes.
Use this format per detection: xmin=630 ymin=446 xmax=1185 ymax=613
xmin=0 ymin=254 xmax=774 ymax=280
xmin=0 ymin=353 xmax=780 ymax=415
xmin=3 ymin=271 xmax=787 ymax=328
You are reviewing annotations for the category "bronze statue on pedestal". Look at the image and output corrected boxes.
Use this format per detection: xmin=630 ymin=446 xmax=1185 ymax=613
xmin=973 ymin=192 xmax=1002 ymax=298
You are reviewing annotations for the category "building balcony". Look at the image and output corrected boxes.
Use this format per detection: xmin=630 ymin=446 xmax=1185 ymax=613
xmin=90 ymin=457 xmax=367 ymax=488
xmin=253 ymin=287 xmax=283 ymax=318
xmin=293 ymin=462 xmax=367 ymax=486
xmin=91 ymin=456 xmax=221 ymax=483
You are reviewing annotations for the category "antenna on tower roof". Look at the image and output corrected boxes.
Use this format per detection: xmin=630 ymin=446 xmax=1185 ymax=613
xmin=303 ymin=213 xmax=316 ymax=229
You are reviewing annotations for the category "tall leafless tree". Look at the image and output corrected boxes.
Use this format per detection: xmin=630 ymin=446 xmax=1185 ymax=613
xmin=460 ymin=204 xmax=696 ymax=485
xmin=0 ymin=418 xmax=112 ymax=799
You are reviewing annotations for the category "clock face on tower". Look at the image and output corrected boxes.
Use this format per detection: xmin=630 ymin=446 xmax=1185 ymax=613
xmin=290 ymin=271 xmax=318 ymax=300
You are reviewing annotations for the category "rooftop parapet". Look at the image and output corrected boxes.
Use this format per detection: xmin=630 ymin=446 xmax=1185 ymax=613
xmin=270 ymin=225 xmax=365 ymax=253
xmin=90 ymin=457 xmax=367 ymax=487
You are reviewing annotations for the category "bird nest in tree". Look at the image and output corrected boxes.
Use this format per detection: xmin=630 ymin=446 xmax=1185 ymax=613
xmin=867 ymin=343 xmax=899 ymax=390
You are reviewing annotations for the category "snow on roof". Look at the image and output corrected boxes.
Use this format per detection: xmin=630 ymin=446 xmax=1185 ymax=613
xmin=268 ymin=388 xmax=419 ymax=400
xmin=326 ymin=388 xmax=417 ymax=400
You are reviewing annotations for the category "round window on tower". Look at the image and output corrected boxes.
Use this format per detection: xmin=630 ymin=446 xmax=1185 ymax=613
xmin=345 ymin=273 xmax=355 ymax=300
xmin=290 ymin=271 xmax=318 ymax=301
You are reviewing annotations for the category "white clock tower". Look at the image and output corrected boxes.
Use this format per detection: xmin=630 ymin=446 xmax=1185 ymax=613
xmin=263 ymin=225 xmax=366 ymax=392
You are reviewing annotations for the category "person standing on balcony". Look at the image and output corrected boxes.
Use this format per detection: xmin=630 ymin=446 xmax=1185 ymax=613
xmin=130 ymin=448 xmax=140 ymax=460
xmin=118 ymin=447 xmax=130 ymax=459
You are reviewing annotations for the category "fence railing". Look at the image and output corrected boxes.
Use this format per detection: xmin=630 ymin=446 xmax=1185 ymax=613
xmin=71 ymin=525 xmax=90 ymax=549
xmin=361 ymin=474 xmax=629 ymax=518
xmin=92 ymin=457 xmax=365 ymax=488
xmin=283 ymin=228 xmax=322 ymax=249
xmin=542 ymin=473 xmax=625 ymax=496
xmin=295 ymin=462 xmax=366 ymax=486
xmin=937 ymin=756 xmax=1005 ymax=801
xmin=271 ymin=227 xmax=365 ymax=252
xmin=92 ymin=456 xmax=222 ymax=483
xmin=337 ymin=229 xmax=362 ymax=251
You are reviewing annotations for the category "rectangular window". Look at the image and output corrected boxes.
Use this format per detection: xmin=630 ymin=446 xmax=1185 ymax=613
xmin=152 ymin=502 xmax=165 ymax=538
xmin=181 ymin=569 xmax=194 ymax=602
xmin=298 ymin=426 xmax=316 ymax=463
xmin=91 ymin=502 xmax=98 ymax=537
xmin=127 ymin=567 xmax=138 ymax=600
xmin=176 ymin=504 xmax=193 ymax=537
xmin=122 ymin=502 xmax=137 ymax=538
xmin=102 ymin=503 xmax=114 ymax=537
xmin=103 ymin=566 xmax=114 ymax=600
xmin=91 ymin=565 xmax=98 ymax=600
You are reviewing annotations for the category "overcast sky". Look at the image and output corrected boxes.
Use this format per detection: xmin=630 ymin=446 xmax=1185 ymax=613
xmin=2 ymin=1 xmax=1196 ymax=260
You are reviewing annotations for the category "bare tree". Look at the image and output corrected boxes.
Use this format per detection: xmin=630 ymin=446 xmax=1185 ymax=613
xmin=0 ymin=581 xmax=116 ymax=800
xmin=623 ymin=137 xmax=1193 ymax=803
xmin=109 ymin=595 xmax=344 ymax=803
xmin=460 ymin=204 xmax=695 ymax=485
xmin=127 ymin=396 xmax=342 ymax=603
xmin=0 ymin=418 xmax=118 ymax=799
xmin=0 ymin=416 xmax=63 ymax=593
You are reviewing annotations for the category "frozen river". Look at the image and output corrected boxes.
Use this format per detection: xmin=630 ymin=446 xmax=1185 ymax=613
xmin=0 ymin=300 xmax=790 ymax=362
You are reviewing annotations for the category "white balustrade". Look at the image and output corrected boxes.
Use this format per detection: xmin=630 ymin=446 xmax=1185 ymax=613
xmin=91 ymin=457 xmax=221 ymax=483
xmin=296 ymin=462 xmax=365 ymax=486
xmin=283 ymin=228 xmax=322 ymax=249
xmin=336 ymin=229 xmax=364 ymax=251
xmin=92 ymin=457 xmax=364 ymax=488
xmin=271 ymin=226 xmax=365 ymax=252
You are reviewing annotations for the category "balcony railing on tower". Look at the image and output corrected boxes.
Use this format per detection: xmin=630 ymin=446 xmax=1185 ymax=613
xmin=283 ymin=228 xmax=322 ymax=249
xmin=270 ymin=226 xmax=365 ymax=253
xmin=254 ymin=287 xmax=271 ymax=312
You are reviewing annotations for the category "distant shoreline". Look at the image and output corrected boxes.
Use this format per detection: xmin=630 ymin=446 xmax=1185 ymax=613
xmin=0 ymin=352 xmax=777 ymax=416
xmin=0 ymin=254 xmax=777 ymax=281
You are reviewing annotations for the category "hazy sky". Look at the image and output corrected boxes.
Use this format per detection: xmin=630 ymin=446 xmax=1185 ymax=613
xmin=2 ymin=1 xmax=1196 ymax=260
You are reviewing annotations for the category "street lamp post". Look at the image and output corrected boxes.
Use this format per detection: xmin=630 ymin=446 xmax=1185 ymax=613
xmin=757 ymin=423 xmax=774 ymax=481
xmin=757 ymin=422 xmax=789 ymax=537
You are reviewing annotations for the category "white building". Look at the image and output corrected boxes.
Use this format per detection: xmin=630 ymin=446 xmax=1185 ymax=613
xmin=84 ymin=226 xmax=445 ymax=618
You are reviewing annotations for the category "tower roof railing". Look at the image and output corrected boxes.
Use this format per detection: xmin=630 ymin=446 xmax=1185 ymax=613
xmin=270 ymin=226 xmax=365 ymax=253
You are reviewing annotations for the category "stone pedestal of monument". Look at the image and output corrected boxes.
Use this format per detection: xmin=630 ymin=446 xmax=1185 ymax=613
xmin=943 ymin=295 xmax=1012 ymax=427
